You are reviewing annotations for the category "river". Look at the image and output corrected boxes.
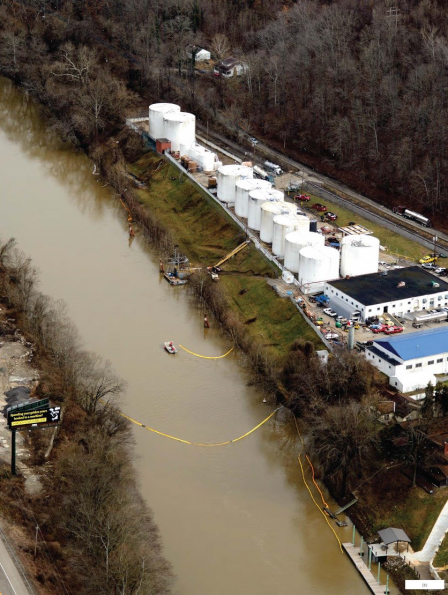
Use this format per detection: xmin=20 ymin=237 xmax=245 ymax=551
xmin=0 ymin=78 xmax=395 ymax=595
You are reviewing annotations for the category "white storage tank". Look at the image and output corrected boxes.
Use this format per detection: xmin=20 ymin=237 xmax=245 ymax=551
xmin=261 ymin=203 xmax=299 ymax=244
xmin=163 ymin=112 xmax=196 ymax=153
xmin=340 ymin=235 xmax=380 ymax=277
xmin=148 ymin=103 xmax=180 ymax=140
xmin=187 ymin=143 xmax=217 ymax=171
xmin=217 ymin=165 xmax=253 ymax=205
xmin=235 ymin=179 xmax=272 ymax=218
xmin=299 ymin=246 xmax=340 ymax=289
xmin=272 ymin=214 xmax=308 ymax=257
xmin=248 ymin=188 xmax=283 ymax=231
xmin=284 ymin=230 xmax=325 ymax=273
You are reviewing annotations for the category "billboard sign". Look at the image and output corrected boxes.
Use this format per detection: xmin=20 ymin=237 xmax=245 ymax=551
xmin=7 ymin=405 xmax=61 ymax=430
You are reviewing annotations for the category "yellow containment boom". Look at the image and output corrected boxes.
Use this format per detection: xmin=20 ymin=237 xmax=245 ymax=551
xmin=214 ymin=241 xmax=249 ymax=268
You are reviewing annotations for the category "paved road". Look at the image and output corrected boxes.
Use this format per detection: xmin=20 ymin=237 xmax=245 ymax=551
xmin=196 ymin=125 xmax=448 ymax=253
xmin=0 ymin=529 xmax=33 ymax=595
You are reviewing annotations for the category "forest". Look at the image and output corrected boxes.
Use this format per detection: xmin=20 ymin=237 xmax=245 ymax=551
xmin=1 ymin=0 xmax=447 ymax=217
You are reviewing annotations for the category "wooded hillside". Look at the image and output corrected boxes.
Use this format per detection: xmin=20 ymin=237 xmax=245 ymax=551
xmin=0 ymin=0 xmax=446 ymax=213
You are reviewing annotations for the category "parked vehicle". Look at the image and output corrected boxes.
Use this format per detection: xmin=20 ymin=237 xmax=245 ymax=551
xmin=320 ymin=226 xmax=332 ymax=234
xmin=393 ymin=206 xmax=432 ymax=227
xmin=264 ymin=160 xmax=283 ymax=176
xmin=294 ymin=194 xmax=310 ymax=202
xmin=325 ymin=212 xmax=338 ymax=221
xmin=325 ymin=332 xmax=339 ymax=340
xmin=312 ymin=203 xmax=327 ymax=212
xmin=419 ymin=254 xmax=437 ymax=264
xmin=296 ymin=208 xmax=306 ymax=216
xmin=372 ymin=324 xmax=388 ymax=333
xmin=249 ymin=137 xmax=259 ymax=145
xmin=378 ymin=261 xmax=387 ymax=266
xmin=435 ymin=267 xmax=447 ymax=275
xmin=421 ymin=263 xmax=438 ymax=270
xmin=412 ymin=321 xmax=423 ymax=329
xmin=384 ymin=325 xmax=403 ymax=335
xmin=323 ymin=308 xmax=337 ymax=317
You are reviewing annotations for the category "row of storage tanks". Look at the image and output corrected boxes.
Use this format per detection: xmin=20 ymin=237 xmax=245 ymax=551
xmin=215 ymin=163 xmax=380 ymax=285
xmin=149 ymin=105 xmax=381 ymax=286
xmin=148 ymin=103 xmax=219 ymax=171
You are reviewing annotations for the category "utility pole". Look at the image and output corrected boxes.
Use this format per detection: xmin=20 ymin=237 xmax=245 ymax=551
xmin=386 ymin=6 xmax=400 ymax=32
xmin=34 ymin=525 xmax=39 ymax=560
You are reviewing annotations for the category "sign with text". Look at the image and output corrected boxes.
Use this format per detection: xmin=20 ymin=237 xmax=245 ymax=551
xmin=7 ymin=406 xmax=61 ymax=430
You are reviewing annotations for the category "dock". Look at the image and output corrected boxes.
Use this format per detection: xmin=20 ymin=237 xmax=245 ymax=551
xmin=342 ymin=543 xmax=387 ymax=594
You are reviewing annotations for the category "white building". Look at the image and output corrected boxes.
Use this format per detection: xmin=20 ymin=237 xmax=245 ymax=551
xmin=366 ymin=327 xmax=448 ymax=394
xmin=187 ymin=47 xmax=211 ymax=61
xmin=213 ymin=58 xmax=247 ymax=78
xmin=324 ymin=266 xmax=448 ymax=322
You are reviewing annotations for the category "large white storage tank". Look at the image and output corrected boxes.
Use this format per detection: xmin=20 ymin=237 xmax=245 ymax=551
xmin=340 ymin=235 xmax=380 ymax=277
xmin=299 ymin=246 xmax=340 ymax=289
xmin=284 ymin=231 xmax=325 ymax=273
xmin=260 ymin=203 xmax=299 ymax=244
xmin=163 ymin=112 xmax=196 ymax=152
xmin=148 ymin=103 xmax=180 ymax=140
xmin=247 ymin=188 xmax=284 ymax=231
xmin=272 ymin=215 xmax=309 ymax=257
xmin=217 ymin=165 xmax=253 ymax=205
xmin=235 ymin=179 xmax=271 ymax=218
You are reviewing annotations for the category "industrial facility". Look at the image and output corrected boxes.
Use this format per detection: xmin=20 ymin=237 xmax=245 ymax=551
xmin=324 ymin=266 xmax=448 ymax=322
xmin=365 ymin=327 xmax=448 ymax=394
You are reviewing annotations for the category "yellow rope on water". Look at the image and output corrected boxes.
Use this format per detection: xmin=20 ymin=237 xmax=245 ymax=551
xmin=298 ymin=454 xmax=343 ymax=553
xmin=179 ymin=345 xmax=234 ymax=359
xmin=117 ymin=407 xmax=281 ymax=446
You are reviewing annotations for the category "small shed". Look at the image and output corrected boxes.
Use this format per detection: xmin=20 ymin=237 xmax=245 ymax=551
xmin=156 ymin=138 xmax=171 ymax=154
xmin=369 ymin=527 xmax=411 ymax=563
xmin=187 ymin=46 xmax=211 ymax=61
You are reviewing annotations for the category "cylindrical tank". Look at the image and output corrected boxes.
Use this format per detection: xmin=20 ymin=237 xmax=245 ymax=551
xmin=217 ymin=165 xmax=253 ymax=205
xmin=272 ymin=215 xmax=308 ymax=257
xmin=340 ymin=235 xmax=380 ymax=277
xmin=299 ymin=246 xmax=340 ymax=288
xmin=309 ymin=220 xmax=318 ymax=233
xmin=163 ymin=112 xmax=196 ymax=153
xmin=247 ymin=188 xmax=284 ymax=231
xmin=187 ymin=144 xmax=217 ymax=171
xmin=235 ymin=179 xmax=271 ymax=218
xmin=148 ymin=103 xmax=180 ymax=140
xmin=284 ymin=231 xmax=325 ymax=273
xmin=260 ymin=202 xmax=297 ymax=244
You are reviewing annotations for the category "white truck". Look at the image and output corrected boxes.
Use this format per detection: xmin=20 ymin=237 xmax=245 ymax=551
xmin=264 ymin=160 xmax=283 ymax=176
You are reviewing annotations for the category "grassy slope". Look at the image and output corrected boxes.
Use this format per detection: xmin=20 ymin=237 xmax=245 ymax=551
xmin=305 ymin=192 xmax=428 ymax=262
xmin=434 ymin=533 xmax=448 ymax=567
xmin=129 ymin=151 xmax=321 ymax=355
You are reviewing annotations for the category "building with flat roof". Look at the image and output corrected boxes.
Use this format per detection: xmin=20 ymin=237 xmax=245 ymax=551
xmin=366 ymin=327 xmax=448 ymax=394
xmin=324 ymin=266 xmax=448 ymax=321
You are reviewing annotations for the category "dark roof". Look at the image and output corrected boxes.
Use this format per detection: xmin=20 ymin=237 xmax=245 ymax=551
xmin=378 ymin=528 xmax=411 ymax=544
xmin=220 ymin=57 xmax=240 ymax=69
xmin=328 ymin=266 xmax=448 ymax=306
xmin=366 ymin=344 xmax=401 ymax=366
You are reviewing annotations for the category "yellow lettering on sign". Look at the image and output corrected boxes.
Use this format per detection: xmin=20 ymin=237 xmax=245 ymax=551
xmin=11 ymin=417 xmax=47 ymax=426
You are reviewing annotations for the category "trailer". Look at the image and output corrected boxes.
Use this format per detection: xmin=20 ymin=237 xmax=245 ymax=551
xmin=253 ymin=165 xmax=271 ymax=181
xmin=392 ymin=206 xmax=432 ymax=227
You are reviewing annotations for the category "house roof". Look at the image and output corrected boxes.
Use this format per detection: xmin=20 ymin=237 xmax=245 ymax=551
xmin=220 ymin=57 xmax=240 ymax=69
xmin=374 ymin=327 xmax=448 ymax=361
xmin=378 ymin=528 xmax=411 ymax=545
xmin=367 ymin=344 xmax=401 ymax=366
xmin=327 ymin=266 xmax=448 ymax=306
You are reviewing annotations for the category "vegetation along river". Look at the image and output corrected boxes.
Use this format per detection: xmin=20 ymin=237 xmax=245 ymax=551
xmin=0 ymin=78 xmax=396 ymax=595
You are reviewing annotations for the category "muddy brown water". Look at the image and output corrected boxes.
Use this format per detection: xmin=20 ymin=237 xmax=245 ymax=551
xmin=0 ymin=78 xmax=398 ymax=595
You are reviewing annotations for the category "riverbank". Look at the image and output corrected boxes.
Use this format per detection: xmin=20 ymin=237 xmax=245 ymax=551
xmin=0 ymin=238 xmax=173 ymax=594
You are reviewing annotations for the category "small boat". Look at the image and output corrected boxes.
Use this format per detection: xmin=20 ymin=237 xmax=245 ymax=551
xmin=164 ymin=342 xmax=177 ymax=354
xmin=164 ymin=273 xmax=187 ymax=286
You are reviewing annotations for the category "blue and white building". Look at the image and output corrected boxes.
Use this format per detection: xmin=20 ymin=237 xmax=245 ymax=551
xmin=366 ymin=327 xmax=448 ymax=395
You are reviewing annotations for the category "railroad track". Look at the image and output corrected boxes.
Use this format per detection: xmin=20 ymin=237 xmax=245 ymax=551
xmin=196 ymin=124 xmax=448 ymax=255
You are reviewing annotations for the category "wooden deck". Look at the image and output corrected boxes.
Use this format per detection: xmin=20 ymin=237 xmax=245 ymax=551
xmin=343 ymin=543 xmax=387 ymax=594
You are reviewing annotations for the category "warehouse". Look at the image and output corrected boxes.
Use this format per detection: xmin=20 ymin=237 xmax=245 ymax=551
xmin=324 ymin=266 xmax=448 ymax=321
xmin=365 ymin=327 xmax=448 ymax=394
